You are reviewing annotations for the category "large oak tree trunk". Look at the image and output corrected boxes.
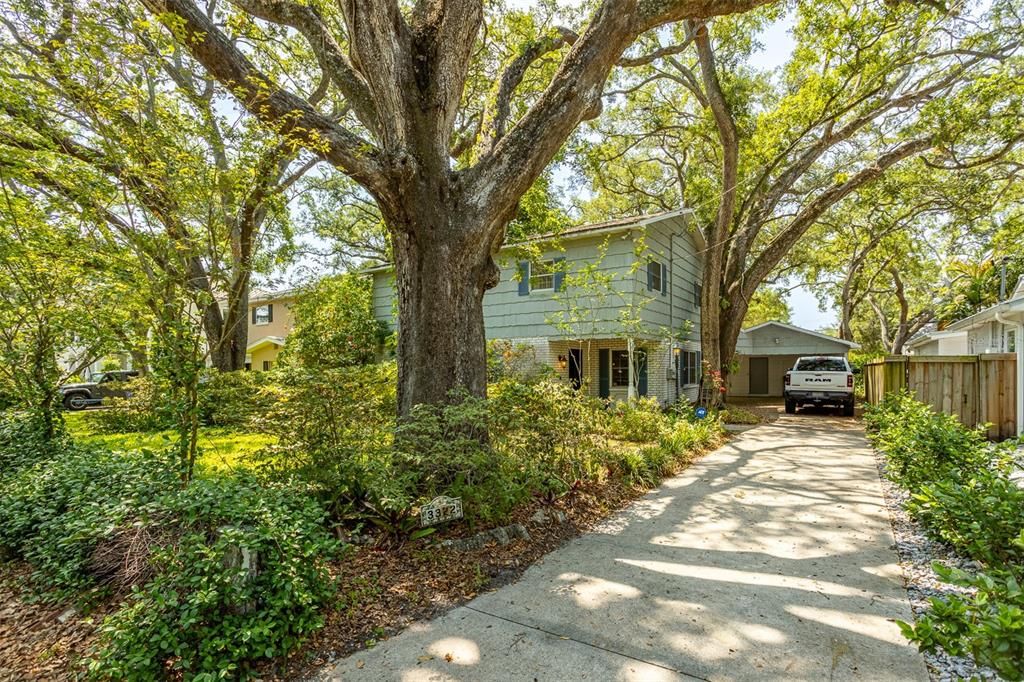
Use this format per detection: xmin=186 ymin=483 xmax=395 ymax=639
xmin=386 ymin=195 xmax=503 ymax=415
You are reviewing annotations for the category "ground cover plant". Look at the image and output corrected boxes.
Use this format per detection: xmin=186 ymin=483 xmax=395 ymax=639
xmin=0 ymin=413 xmax=338 ymax=679
xmin=865 ymin=391 xmax=1024 ymax=680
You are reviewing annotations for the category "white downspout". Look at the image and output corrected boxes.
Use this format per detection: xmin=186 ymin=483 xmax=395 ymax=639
xmin=997 ymin=311 xmax=1024 ymax=436
xmin=1017 ymin=322 xmax=1024 ymax=437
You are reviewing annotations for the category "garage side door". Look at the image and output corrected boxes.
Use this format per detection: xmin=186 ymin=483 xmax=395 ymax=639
xmin=749 ymin=357 xmax=769 ymax=395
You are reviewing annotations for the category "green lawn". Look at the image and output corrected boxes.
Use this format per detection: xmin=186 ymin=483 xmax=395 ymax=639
xmin=64 ymin=412 xmax=276 ymax=473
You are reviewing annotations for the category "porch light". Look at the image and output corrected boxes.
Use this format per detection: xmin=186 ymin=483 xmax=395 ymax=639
xmin=557 ymin=355 xmax=568 ymax=371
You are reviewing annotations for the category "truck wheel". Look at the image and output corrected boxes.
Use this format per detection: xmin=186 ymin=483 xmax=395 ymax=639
xmin=63 ymin=393 xmax=88 ymax=411
xmin=843 ymin=401 xmax=855 ymax=417
xmin=785 ymin=399 xmax=796 ymax=415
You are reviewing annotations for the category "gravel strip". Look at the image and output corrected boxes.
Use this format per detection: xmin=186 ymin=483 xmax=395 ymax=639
xmin=873 ymin=450 xmax=1003 ymax=682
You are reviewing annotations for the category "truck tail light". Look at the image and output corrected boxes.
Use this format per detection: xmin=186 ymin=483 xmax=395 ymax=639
xmin=784 ymin=373 xmax=790 ymax=386
xmin=847 ymin=374 xmax=854 ymax=387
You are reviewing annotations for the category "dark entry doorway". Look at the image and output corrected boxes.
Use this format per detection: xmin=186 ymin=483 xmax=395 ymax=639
xmin=568 ymin=348 xmax=583 ymax=390
xmin=749 ymin=357 xmax=769 ymax=394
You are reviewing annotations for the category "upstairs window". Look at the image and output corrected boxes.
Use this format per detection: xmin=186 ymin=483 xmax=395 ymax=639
xmin=253 ymin=304 xmax=273 ymax=325
xmin=647 ymin=261 xmax=665 ymax=293
xmin=693 ymin=281 xmax=703 ymax=308
xmin=529 ymin=260 xmax=555 ymax=291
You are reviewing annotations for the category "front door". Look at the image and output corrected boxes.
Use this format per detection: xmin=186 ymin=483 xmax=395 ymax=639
xmin=568 ymin=348 xmax=583 ymax=390
xmin=749 ymin=357 xmax=769 ymax=394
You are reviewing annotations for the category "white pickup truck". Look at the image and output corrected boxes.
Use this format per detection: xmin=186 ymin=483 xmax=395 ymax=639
xmin=783 ymin=356 xmax=855 ymax=416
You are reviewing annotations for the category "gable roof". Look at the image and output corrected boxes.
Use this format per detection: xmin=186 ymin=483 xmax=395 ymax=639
xmin=246 ymin=336 xmax=286 ymax=353
xmin=739 ymin=320 xmax=861 ymax=349
xmin=361 ymin=208 xmax=702 ymax=274
xmin=905 ymin=328 xmax=966 ymax=350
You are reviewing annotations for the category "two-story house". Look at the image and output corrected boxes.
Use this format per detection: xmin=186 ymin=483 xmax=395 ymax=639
xmin=369 ymin=209 xmax=707 ymax=404
xmin=243 ymin=288 xmax=298 ymax=371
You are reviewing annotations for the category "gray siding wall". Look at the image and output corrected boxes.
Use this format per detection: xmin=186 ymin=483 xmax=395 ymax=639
xmin=370 ymin=214 xmax=704 ymax=343
xmin=739 ymin=326 xmax=851 ymax=356
xmin=635 ymin=213 xmax=704 ymax=348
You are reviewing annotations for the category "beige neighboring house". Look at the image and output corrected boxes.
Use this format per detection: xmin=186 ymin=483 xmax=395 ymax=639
xmin=244 ymin=289 xmax=297 ymax=371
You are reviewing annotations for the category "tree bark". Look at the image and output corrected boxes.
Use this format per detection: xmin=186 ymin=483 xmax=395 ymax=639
xmin=387 ymin=200 xmax=498 ymax=414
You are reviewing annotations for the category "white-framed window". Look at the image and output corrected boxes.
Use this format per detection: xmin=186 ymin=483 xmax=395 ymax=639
xmin=254 ymin=304 xmax=271 ymax=325
xmin=529 ymin=260 xmax=555 ymax=291
xmin=611 ymin=350 xmax=630 ymax=387
xmin=680 ymin=350 xmax=700 ymax=385
xmin=1008 ymin=329 xmax=1016 ymax=353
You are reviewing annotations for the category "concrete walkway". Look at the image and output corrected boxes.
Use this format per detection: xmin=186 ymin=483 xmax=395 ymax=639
xmin=318 ymin=416 xmax=928 ymax=682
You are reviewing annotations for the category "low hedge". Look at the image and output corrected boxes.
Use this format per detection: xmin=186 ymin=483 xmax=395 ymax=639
xmin=866 ymin=392 xmax=1024 ymax=680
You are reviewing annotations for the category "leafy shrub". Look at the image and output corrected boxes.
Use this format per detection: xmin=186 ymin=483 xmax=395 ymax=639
xmin=864 ymin=390 xmax=994 ymax=490
xmin=255 ymin=370 xmax=720 ymax=533
xmin=277 ymin=274 xmax=389 ymax=370
xmin=908 ymin=470 xmax=1024 ymax=566
xmin=900 ymin=565 xmax=1024 ymax=681
xmin=250 ymin=363 xmax=398 ymax=520
xmin=89 ymin=477 xmax=338 ymax=680
xmin=869 ymin=391 xmax=1024 ymax=677
xmin=90 ymin=375 xmax=175 ymax=434
xmin=0 ymin=410 xmax=67 ymax=474
xmin=489 ymin=378 xmax=610 ymax=496
xmin=198 ymin=369 xmax=275 ymax=428
xmin=0 ymin=439 xmax=338 ymax=678
xmin=606 ymin=397 xmax=670 ymax=443
xmin=395 ymin=394 xmax=518 ymax=526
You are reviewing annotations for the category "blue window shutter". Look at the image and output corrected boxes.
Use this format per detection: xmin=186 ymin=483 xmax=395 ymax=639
xmin=518 ymin=262 xmax=530 ymax=296
xmin=553 ymin=257 xmax=566 ymax=292
xmin=267 ymin=303 xmax=274 ymax=323
xmin=637 ymin=349 xmax=648 ymax=396
xmin=647 ymin=262 xmax=654 ymax=291
xmin=251 ymin=306 xmax=257 ymax=324
xmin=661 ymin=263 xmax=667 ymax=295
xmin=598 ymin=349 xmax=610 ymax=398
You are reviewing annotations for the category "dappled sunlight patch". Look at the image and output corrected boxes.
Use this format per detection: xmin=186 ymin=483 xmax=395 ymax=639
xmin=858 ymin=562 xmax=904 ymax=582
xmin=617 ymin=558 xmax=874 ymax=598
xmin=785 ymin=605 xmax=908 ymax=645
xmin=425 ymin=636 xmax=481 ymax=666
xmin=554 ymin=572 xmax=643 ymax=609
xmin=591 ymin=494 xmax=675 ymax=535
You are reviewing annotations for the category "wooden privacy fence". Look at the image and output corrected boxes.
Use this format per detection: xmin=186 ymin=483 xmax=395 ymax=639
xmin=863 ymin=354 xmax=1017 ymax=439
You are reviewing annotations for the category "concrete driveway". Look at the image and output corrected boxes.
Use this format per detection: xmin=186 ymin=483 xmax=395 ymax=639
xmin=317 ymin=416 xmax=927 ymax=682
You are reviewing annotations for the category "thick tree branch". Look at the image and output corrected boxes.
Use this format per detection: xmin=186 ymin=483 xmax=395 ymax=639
xmin=469 ymin=0 xmax=773 ymax=238
xmin=742 ymin=137 xmax=935 ymax=300
xmin=140 ymin=0 xmax=386 ymax=192
xmin=229 ymin=0 xmax=380 ymax=135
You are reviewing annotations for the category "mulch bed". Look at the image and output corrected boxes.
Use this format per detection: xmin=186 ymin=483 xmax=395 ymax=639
xmin=0 ymin=565 xmax=115 ymax=682
xmin=0 ymin=447 xmax=715 ymax=681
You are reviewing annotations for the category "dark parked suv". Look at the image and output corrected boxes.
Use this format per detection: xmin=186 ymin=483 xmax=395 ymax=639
xmin=60 ymin=370 xmax=140 ymax=410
